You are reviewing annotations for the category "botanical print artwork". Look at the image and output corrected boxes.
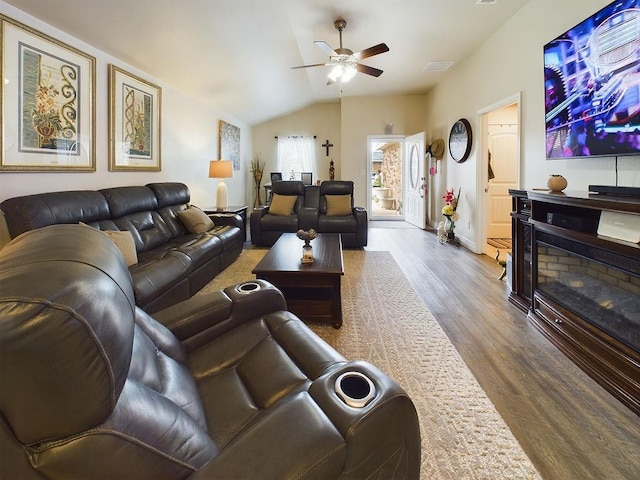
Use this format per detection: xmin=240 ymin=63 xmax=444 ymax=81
xmin=122 ymin=84 xmax=152 ymax=158
xmin=220 ymin=120 xmax=240 ymax=170
xmin=108 ymin=64 xmax=160 ymax=171
xmin=20 ymin=44 xmax=80 ymax=155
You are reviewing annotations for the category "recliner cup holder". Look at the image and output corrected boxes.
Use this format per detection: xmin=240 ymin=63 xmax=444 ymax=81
xmin=334 ymin=371 xmax=376 ymax=408
xmin=236 ymin=282 xmax=261 ymax=294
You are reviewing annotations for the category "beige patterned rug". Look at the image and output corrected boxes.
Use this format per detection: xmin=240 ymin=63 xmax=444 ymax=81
xmin=199 ymin=249 xmax=541 ymax=480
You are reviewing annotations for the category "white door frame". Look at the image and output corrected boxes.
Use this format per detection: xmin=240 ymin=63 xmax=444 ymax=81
xmin=367 ymin=135 xmax=406 ymax=220
xmin=475 ymin=92 xmax=522 ymax=254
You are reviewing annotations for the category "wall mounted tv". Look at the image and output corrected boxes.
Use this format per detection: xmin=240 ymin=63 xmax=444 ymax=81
xmin=544 ymin=0 xmax=640 ymax=159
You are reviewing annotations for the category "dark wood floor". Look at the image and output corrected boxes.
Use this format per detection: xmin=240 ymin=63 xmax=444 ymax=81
xmin=366 ymin=223 xmax=640 ymax=480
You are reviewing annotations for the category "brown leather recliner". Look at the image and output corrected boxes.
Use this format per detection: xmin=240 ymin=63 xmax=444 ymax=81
xmin=0 ymin=224 xmax=421 ymax=479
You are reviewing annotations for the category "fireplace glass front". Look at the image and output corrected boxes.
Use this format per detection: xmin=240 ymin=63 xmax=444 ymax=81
xmin=536 ymin=234 xmax=640 ymax=351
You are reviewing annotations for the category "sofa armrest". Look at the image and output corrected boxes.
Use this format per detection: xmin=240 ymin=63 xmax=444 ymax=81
xmin=152 ymin=280 xmax=287 ymax=352
xmin=209 ymin=212 xmax=243 ymax=231
xmin=250 ymin=206 xmax=269 ymax=245
xmin=354 ymin=207 xmax=368 ymax=247
xmin=309 ymin=360 xmax=421 ymax=479
xmin=298 ymin=206 xmax=318 ymax=231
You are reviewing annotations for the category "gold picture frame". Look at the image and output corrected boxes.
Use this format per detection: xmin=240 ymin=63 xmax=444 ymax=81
xmin=0 ymin=15 xmax=96 ymax=172
xmin=109 ymin=64 xmax=162 ymax=171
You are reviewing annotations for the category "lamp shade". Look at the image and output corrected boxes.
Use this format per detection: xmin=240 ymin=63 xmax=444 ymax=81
xmin=209 ymin=160 xmax=233 ymax=178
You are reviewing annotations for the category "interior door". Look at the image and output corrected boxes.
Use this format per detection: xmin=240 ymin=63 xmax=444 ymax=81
xmin=404 ymin=132 xmax=426 ymax=229
xmin=486 ymin=125 xmax=517 ymax=238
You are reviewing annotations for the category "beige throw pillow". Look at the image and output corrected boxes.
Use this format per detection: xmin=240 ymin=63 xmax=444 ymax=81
xmin=269 ymin=194 xmax=297 ymax=216
xmin=326 ymin=195 xmax=352 ymax=216
xmin=102 ymin=230 xmax=138 ymax=266
xmin=177 ymin=206 xmax=215 ymax=234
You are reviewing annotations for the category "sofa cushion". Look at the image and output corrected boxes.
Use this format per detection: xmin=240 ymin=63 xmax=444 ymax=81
xmin=317 ymin=215 xmax=358 ymax=233
xmin=261 ymin=214 xmax=299 ymax=232
xmin=325 ymin=195 xmax=353 ymax=216
xmin=102 ymin=230 xmax=138 ymax=266
xmin=131 ymin=250 xmax=192 ymax=307
xmin=269 ymin=194 xmax=297 ymax=216
xmin=177 ymin=207 xmax=214 ymax=234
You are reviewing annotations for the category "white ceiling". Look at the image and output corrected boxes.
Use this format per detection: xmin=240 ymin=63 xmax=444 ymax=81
xmin=4 ymin=0 xmax=531 ymax=126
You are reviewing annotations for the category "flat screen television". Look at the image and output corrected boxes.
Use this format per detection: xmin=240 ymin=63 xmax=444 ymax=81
xmin=544 ymin=0 xmax=640 ymax=159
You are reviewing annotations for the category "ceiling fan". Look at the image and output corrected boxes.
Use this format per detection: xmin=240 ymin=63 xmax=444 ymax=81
xmin=292 ymin=19 xmax=389 ymax=84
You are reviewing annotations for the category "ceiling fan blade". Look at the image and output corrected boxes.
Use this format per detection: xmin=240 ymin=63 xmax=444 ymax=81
xmin=354 ymin=43 xmax=389 ymax=60
xmin=315 ymin=41 xmax=338 ymax=56
xmin=356 ymin=64 xmax=383 ymax=77
xmin=291 ymin=63 xmax=330 ymax=70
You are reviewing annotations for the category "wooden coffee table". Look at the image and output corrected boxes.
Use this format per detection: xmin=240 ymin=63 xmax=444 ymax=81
xmin=252 ymin=233 xmax=344 ymax=328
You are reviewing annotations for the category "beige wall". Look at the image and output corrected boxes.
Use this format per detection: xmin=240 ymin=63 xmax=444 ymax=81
xmin=251 ymin=102 xmax=341 ymax=198
xmin=340 ymin=95 xmax=427 ymax=207
xmin=252 ymin=95 xmax=427 ymax=208
xmin=0 ymin=1 xmax=252 ymax=210
xmin=423 ymin=0 xmax=638 ymax=250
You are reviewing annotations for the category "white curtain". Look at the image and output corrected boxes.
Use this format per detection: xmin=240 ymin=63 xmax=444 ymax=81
xmin=277 ymin=136 xmax=315 ymax=180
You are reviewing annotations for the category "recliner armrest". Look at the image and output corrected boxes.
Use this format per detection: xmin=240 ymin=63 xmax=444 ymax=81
xmin=209 ymin=212 xmax=243 ymax=231
xmin=354 ymin=207 xmax=368 ymax=246
xmin=298 ymin=206 xmax=318 ymax=231
xmin=250 ymin=206 xmax=269 ymax=245
xmin=309 ymin=360 xmax=421 ymax=479
xmin=152 ymin=280 xmax=287 ymax=352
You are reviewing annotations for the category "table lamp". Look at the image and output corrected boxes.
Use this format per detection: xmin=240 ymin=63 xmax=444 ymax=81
xmin=209 ymin=160 xmax=233 ymax=210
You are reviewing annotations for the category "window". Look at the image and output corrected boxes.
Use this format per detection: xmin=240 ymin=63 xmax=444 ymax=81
xmin=277 ymin=136 xmax=315 ymax=180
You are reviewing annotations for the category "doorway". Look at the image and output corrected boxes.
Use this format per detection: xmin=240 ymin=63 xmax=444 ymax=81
xmin=477 ymin=94 xmax=521 ymax=262
xmin=367 ymin=135 xmax=405 ymax=221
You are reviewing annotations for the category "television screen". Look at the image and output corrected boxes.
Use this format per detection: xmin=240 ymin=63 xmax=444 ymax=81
xmin=544 ymin=0 xmax=640 ymax=159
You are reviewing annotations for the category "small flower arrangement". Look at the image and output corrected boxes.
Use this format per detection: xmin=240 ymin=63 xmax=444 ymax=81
xmin=439 ymin=188 xmax=461 ymax=244
xmin=441 ymin=187 xmax=460 ymax=221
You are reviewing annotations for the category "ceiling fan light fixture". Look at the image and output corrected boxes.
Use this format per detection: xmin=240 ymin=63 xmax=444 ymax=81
xmin=328 ymin=63 xmax=357 ymax=83
xmin=328 ymin=64 xmax=344 ymax=82
xmin=342 ymin=65 xmax=357 ymax=82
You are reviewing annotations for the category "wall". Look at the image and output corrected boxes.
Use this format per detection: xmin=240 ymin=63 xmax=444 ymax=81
xmin=253 ymin=95 xmax=427 ymax=209
xmin=340 ymin=95 xmax=428 ymax=207
xmin=0 ymin=1 xmax=251 ymax=210
xmin=251 ymin=102 xmax=340 ymax=206
xmin=424 ymin=0 xmax=639 ymax=250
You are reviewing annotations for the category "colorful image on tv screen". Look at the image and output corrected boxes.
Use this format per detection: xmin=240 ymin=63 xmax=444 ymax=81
xmin=544 ymin=0 xmax=640 ymax=158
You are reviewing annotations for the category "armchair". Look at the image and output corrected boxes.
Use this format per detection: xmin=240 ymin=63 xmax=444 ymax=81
xmin=250 ymin=181 xmax=311 ymax=247
xmin=316 ymin=181 xmax=368 ymax=248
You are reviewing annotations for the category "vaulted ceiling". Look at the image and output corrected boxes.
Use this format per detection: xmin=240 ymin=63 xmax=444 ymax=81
xmin=4 ymin=0 xmax=531 ymax=125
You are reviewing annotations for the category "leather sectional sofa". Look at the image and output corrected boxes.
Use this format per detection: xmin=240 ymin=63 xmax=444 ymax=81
xmin=0 ymin=182 xmax=244 ymax=313
xmin=0 ymin=223 xmax=421 ymax=479
xmin=250 ymin=180 xmax=368 ymax=248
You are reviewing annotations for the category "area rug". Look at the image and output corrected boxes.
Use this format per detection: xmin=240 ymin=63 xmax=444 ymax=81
xmin=198 ymin=249 xmax=541 ymax=480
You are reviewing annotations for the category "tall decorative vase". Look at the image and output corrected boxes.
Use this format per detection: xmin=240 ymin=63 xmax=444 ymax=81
xmin=253 ymin=185 xmax=262 ymax=208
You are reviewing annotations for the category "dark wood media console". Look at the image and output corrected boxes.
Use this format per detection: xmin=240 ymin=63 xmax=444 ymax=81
xmin=510 ymin=190 xmax=640 ymax=416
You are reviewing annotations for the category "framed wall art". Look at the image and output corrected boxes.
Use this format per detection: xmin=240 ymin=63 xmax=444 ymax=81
xmin=219 ymin=120 xmax=240 ymax=171
xmin=109 ymin=64 xmax=161 ymax=171
xmin=0 ymin=15 xmax=96 ymax=172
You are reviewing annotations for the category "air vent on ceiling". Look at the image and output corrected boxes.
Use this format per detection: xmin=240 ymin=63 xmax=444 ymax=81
xmin=423 ymin=61 xmax=455 ymax=72
xmin=476 ymin=0 xmax=497 ymax=4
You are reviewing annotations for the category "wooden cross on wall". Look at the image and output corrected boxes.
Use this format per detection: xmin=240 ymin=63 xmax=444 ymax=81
xmin=322 ymin=139 xmax=334 ymax=157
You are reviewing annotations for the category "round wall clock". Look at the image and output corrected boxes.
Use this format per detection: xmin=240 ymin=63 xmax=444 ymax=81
xmin=448 ymin=118 xmax=472 ymax=163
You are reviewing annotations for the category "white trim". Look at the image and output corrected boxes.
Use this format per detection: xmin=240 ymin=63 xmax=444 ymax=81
xmin=475 ymin=92 xmax=522 ymax=254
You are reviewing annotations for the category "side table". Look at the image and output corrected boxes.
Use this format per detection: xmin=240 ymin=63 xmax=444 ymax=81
xmin=203 ymin=205 xmax=248 ymax=241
